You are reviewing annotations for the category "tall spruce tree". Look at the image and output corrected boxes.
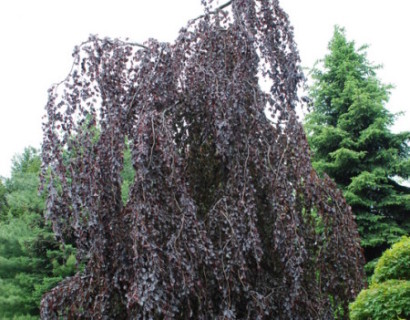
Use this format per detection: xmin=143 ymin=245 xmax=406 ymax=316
xmin=0 ymin=148 xmax=77 ymax=319
xmin=305 ymin=27 xmax=410 ymax=265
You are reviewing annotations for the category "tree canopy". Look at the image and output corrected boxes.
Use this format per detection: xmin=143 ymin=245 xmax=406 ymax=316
xmin=40 ymin=1 xmax=364 ymax=319
xmin=305 ymin=27 xmax=410 ymax=264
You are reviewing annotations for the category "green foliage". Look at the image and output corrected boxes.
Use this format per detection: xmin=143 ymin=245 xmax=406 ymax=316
xmin=0 ymin=145 xmax=134 ymax=318
xmin=350 ymin=280 xmax=409 ymax=320
xmin=120 ymin=141 xmax=136 ymax=204
xmin=372 ymin=236 xmax=410 ymax=284
xmin=0 ymin=148 xmax=77 ymax=319
xmin=5 ymin=148 xmax=44 ymax=218
xmin=305 ymin=26 xmax=410 ymax=264
xmin=350 ymin=237 xmax=410 ymax=320
xmin=0 ymin=179 xmax=7 ymax=219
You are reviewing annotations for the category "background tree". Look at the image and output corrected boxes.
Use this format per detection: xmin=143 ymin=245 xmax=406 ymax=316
xmin=0 ymin=147 xmax=77 ymax=319
xmin=40 ymin=1 xmax=364 ymax=319
xmin=305 ymin=27 xmax=410 ymax=267
xmin=349 ymin=236 xmax=410 ymax=320
xmin=0 ymin=179 xmax=8 ymax=220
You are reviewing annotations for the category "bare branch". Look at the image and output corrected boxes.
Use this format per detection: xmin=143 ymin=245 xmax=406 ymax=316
xmin=190 ymin=0 xmax=233 ymax=23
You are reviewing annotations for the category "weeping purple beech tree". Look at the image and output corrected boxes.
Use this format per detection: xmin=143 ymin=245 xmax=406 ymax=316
xmin=40 ymin=0 xmax=364 ymax=318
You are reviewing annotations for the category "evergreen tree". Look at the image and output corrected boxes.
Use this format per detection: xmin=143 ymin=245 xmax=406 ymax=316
xmin=0 ymin=179 xmax=8 ymax=220
xmin=305 ymin=27 xmax=410 ymax=265
xmin=0 ymin=148 xmax=77 ymax=319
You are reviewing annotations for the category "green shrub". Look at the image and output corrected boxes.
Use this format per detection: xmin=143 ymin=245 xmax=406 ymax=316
xmin=349 ymin=280 xmax=409 ymax=320
xmin=350 ymin=237 xmax=410 ymax=320
xmin=372 ymin=236 xmax=410 ymax=284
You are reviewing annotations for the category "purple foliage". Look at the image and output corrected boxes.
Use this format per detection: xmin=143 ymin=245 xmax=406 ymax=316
xmin=40 ymin=1 xmax=364 ymax=319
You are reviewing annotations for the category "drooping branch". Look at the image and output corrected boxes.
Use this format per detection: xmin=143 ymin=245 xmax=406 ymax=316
xmin=40 ymin=1 xmax=364 ymax=319
xmin=50 ymin=36 xmax=149 ymax=90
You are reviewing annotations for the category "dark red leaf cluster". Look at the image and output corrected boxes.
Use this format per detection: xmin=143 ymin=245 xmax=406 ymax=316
xmin=40 ymin=1 xmax=364 ymax=319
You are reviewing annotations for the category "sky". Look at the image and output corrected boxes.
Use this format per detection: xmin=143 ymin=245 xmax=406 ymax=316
xmin=0 ymin=0 xmax=409 ymax=178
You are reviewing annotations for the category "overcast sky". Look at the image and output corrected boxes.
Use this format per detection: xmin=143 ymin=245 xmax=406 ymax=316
xmin=0 ymin=0 xmax=409 ymax=177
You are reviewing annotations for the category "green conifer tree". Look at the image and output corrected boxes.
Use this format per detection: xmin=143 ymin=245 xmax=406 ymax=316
xmin=0 ymin=148 xmax=77 ymax=319
xmin=0 ymin=179 xmax=8 ymax=220
xmin=305 ymin=27 xmax=410 ymax=266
